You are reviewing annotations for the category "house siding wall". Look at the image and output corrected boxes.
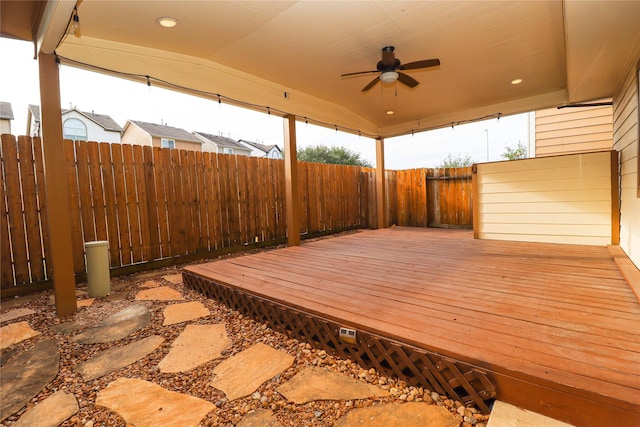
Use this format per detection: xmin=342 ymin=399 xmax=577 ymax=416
xmin=0 ymin=119 xmax=11 ymax=134
xmin=121 ymin=124 xmax=153 ymax=147
xmin=475 ymin=151 xmax=615 ymax=246
xmin=535 ymin=100 xmax=613 ymax=157
xmin=613 ymin=57 xmax=640 ymax=268
xmin=62 ymin=110 xmax=121 ymax=143
xmin=150 ymin=136 xmax=202 ymax=151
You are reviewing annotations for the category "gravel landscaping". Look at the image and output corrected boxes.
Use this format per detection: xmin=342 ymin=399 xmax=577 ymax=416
xmin=0 ymin=264 xmax=491 ymax=427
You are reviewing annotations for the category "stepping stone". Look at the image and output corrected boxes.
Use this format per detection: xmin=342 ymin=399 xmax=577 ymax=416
xmin=77 ymin=298 xmax=95 ymax=308
xmin=140 ymin=280 xmax=160 ymax=288
xmin=163 ymin=273 xmax=183 ymax=284
xmin=135 ymin=286 xmax=184 ymax=301
xmin=71 ymin=304 xmax=150 ymax=344
xmin=0 ymin=308 xmax=35 ymax=323
xmin=0 ymin=339 xmax=60 ymax=421
xmin=237 ymin=409 xmax=285 ymax=427
xmin=486 ymin=400 xmax=574 ymax=427
xmin=13 ymin=391 xmax=78 ymax=427
xmin=162 ymin=301 xmax=209 ymax=326
xmin=335 ymin=402 xmax=459 ymax=427
xmin=0 ymin=321 xmax=40 ymax=350
xmin=210 ymin=343 xmax=294 ymax=401
xmin=277 ymin=366 xmax=389 ymax=403
xmin=51 ymin=320 xmax=86 ymax=335
xmin=159 ymin=324 xmax=230 ymax=373
xmin=96 ymin=378 xmax=214 ymax=427
xmin=75 ymin=335 xmax=164 ymax=381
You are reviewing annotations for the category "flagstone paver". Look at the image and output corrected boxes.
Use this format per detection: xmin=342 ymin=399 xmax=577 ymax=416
xmin=335 ymin=402 xmax=460 ymax=427
xmin=237 ymin=409 xmax=285 ymax=427
xmin=51 ymin=320 xmax=86 ymax=335
xmin=163 ymin=273 xmax=183 ymax=284
xmin=277 ymin=366 xmax=390 ymax=403
xmin=13 ymin=391 xmax=79 ymax=427
xmin=159 ymin=324 xmax=230 ymax=373
xmin=486 ymin=400 xmax=574 ymax=427
xmin=77 ymin=298 xmax=95 ymax=308
xmin=0 ymin=339 xmax=60 ymax=421
xmin=75 ymin=335 xmax=164 ymax=381
xmin=0 ymin=308 xmax=35 ymax=323
xmin=135 ymin=286 xmax=184 ymax=301
xmin=210 ymin=343 xmax=295 ymax=400
xmin=71 ymin=304 xmax=150 ymax=344
xmin=0 ymin=321 xmax=40 ymax=350
xmin=162 ymin=301 xmax=209 ymax=326
xmin=140 ymin=280 xmax=160 ymax=288
xmin=96 ymin=378 xmax=215 ymax=427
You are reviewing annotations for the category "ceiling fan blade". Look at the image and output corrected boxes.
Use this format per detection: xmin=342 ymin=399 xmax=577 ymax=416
xmin=399 ymin=58 xmax=441 ymax=70
xmin=397 ymin=72 xmax=419 ymax=88
xmin=341 ymin=70 xmax=379 ymax=78
xmin=361 ymin=76 xmax=380 ymax=92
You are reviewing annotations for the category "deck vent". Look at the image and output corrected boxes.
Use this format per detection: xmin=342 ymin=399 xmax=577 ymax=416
xmin=339 ymin=327 xmax=357 ymax=345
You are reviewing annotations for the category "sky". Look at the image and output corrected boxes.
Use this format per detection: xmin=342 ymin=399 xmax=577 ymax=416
xmin=1 ymin=37 xmax=532 ymax=169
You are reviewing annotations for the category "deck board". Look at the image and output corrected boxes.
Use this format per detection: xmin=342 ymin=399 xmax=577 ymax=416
xmin=184 ymin=227 xmax=640 ymax=426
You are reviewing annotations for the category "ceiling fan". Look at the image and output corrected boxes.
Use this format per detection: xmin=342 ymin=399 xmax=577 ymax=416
xmin=342 ymin=46 xmax=440 ymax=92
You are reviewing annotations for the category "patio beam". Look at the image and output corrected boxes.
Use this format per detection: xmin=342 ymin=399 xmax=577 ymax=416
xmin=376 ymin=138 xmax=387 ymax=228
xmin=284 ymin=114 xmax=300 ymax=246
xmin=38 ymin=52 xmax=77 ymax=316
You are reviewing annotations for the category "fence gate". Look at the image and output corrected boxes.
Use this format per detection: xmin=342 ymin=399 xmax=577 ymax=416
xmin=426 ymin=167 xmax=473 ymax=229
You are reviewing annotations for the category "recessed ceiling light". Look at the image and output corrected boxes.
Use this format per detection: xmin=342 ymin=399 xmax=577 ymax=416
xmin=157 ymin=17 xmax=178 ymax=28
xmin=511 ymin=78 xmax=523 ymax=85
xmin=386 ymin=110 xmax=395 ymax=115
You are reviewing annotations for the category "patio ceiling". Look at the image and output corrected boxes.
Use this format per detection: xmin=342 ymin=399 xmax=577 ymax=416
xmin=3 ymin=1 xmax=640 ymax=138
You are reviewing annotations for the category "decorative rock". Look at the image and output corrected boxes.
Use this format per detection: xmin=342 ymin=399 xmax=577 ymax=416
xmin=75 ymin=335 xmax=164 ymax=380
xmin=277 ymin=367 xmax=389 ymax=403
xmin=71 ymin=304 xmax=150 ymax=344
xmin=135 ymin=286 xmax=184 ymax=301
xmin=163 ymin=273 xmax=183 ymax=284
xmin=0 ymin=308 xmax=35 ymax=323
xmin=162 ymin=301 xmax=209 ymax=326
xmin=140 ymin=280 xmax=160 ymax=288
xmin=0 ymin=321 xmax=40 ymax=350
xmin=77 ymin=298 xmax=95 ymax=308
xmin=335 ymin=402 xmax=459 ymax=427
xmin=159 ymin=324 xmax=230 ymax=373
xmin=210 ymin=343 xmax=294 ymax=400
xmin=13 ymin=391 xmax=79 ymax=427
xmin=0 ymin=339 xmax=60 ymax=421
xmin=96 ymin=378 xmax=214 ymax=427
xmin=236 ymin=409 xmax=285 ymax=427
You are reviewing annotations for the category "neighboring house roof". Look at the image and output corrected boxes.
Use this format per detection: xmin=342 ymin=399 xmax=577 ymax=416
xmin=238 ymin=139 xmax=282 ymax=154
xmin=28 ymin=105 xmax=123 ymax=132
xmin=128 ymin=120 xmax=202 ymax=143
xmin=0 ymin=101 xmax=14 ymax=120
xmin=193 ymin=132 xmax=249 ymax=150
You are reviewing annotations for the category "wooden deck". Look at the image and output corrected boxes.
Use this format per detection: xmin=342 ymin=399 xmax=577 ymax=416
xmin=183 ymin=227 xmax=640 ymax=427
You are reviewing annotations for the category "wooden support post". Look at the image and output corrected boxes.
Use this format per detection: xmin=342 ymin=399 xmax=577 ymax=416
xmin=610 ymin=150 xmax=620 ymax=245
xmin=284 ymin=114 xmax=300 ymax=246
xmin=39 ymin=53 xmax=77 ymax=316
xmin=375 ymin=138 xmax=387 ymax=229
xmin=472 ymin=164 xmax=479 ymax=239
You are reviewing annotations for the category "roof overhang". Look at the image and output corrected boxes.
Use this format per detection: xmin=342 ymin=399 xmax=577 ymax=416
xmin=5 ymin=1 xmax=640 ymax=139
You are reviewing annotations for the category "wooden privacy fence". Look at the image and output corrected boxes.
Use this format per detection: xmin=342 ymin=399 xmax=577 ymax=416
xmin=0 ymin=135 xmax=368 ymax=294
xmin=386 ymin=167 xmax=473 ymax=228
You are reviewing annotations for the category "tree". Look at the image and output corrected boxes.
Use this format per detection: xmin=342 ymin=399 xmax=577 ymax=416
xmin=436 ymin=153 xmax=474 ymax=168
xmin=297 ymin=145 xmax=372 ymax=167
xmin=501 ymin=141 xmax=527 ymax=160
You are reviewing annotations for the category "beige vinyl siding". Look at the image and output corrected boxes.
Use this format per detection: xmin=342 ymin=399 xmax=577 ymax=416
xmin=121 ymin=123 xmax=153 ymax=146
xmin=613 ymin=57 xmax=639 ymax=268
xmin=535 ymin=101 xmax=613 ymax=157
xmin=475 ymin=151 xmax=615 ymax=245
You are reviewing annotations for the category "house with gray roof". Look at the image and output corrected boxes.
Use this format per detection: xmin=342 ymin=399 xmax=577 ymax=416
xmin=27 ymin=105 xmax=123 ymax=143
xmin=0 ymin=101 xmax=14 ymax=135
xmin=193 ymin=132 xmax=252 ymax=156
xmin=237 ymin=139 xmax=283 ymax=159
xmin=122 ymin=120 xmax=203 ymax=151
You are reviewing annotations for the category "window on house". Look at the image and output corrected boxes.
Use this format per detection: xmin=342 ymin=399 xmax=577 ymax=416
xmin=161 ymin=138 xmax=175 ymax=149
xmin=223 ymin=147 xmax=233 ymax=154
xmin=63 ymin=118 xmax=87 ymax=141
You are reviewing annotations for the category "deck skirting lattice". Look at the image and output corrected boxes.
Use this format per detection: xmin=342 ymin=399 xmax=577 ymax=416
xmin=183 ymin=272 xmax=495 ymax=412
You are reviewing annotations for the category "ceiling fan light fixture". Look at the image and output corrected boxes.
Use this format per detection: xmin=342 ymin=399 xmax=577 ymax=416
xmin=157 ymin=17 xmax=178 ymax=28
xmin=380 ymin=71 xmax=399 ymax=84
